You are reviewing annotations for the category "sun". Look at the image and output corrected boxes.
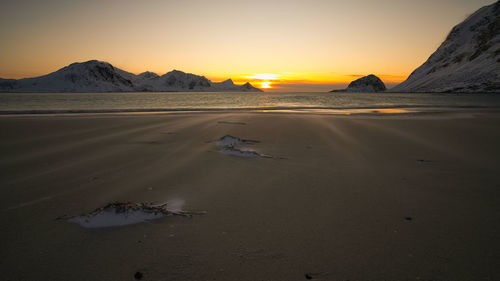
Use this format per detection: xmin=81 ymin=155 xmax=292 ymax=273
xmin=260 ymin=81 xmax=272 ymax=89
xmin=243 ymin=73 xmax=278 ymax=90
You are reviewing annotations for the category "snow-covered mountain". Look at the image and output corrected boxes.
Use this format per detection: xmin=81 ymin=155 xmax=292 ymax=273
xmin=0 ymin=61 xmax=137 ymax=92
xmin=154 ymin=70 xmax=213 ymax=91
xmin=211 ymin=78 xmax=237 ymax=90
xmin=210 ymin=79 xmax=263 ymax=92
xmin=391 ymin=1 xmax=500 ymax=93
xmin=0 ymin=60 xmax=262 ymax=92
xmin=331 ymin=74 xmax=386 ymax=92
xmin=137 ymin=71 xmax=159 ymax=80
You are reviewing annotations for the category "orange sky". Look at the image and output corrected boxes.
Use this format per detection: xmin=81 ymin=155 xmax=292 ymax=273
xmin=0 ymin=0 xmax=495 ymax=91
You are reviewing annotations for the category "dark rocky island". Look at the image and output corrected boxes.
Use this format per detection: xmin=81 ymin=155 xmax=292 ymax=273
xmin=331 ymin=74 xmax=387 ymax=92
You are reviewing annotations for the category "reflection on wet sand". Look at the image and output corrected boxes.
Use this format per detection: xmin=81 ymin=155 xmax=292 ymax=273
xmin=253 ymin=108 xmax=411 ymax=115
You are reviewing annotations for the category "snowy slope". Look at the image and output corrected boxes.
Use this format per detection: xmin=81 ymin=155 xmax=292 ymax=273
xmin=391 ymin=1 xmax=500 ymax=93
xmin=211 ymin=78 xmax=237 ymax=91
xmin=211 ymin=79 xmax=263 ymax=92
xmin=331 ymin=74 xmax=386 ymax=92
xmin=137 ymin=71 xmax=159 ymax=80
xmin=151 ymin=70 xmax=213 ymax=91
xmin=1 ymin=61 xmax=137 ymax=92
xmin=0 ymin=60 xmax=262 ymax=92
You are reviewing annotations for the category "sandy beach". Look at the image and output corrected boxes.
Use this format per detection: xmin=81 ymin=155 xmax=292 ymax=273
xmin=1 ymin=111 xmax=500 ymax=281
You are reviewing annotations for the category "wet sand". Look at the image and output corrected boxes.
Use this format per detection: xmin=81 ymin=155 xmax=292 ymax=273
xmin=1 ymin=111 xmax=500 ymax=281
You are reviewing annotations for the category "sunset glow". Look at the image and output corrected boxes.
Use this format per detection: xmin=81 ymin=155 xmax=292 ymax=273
xmin=246 ymin=74 xmax=279 ymax=81
xmin=221 ymin=72 xmax=408 ymax=91
xmin=0 ymin=0 xmax=495 ymax=91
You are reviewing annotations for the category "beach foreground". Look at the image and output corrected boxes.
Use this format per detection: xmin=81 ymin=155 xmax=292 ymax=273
xmin=1 ymin=111 xmax=499 ymax=281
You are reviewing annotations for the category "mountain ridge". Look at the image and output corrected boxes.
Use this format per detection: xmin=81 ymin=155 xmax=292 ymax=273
xmin=0 ymin=60 xmax=263 ymax=93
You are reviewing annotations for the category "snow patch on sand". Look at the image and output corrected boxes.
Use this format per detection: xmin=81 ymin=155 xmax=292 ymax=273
xmin=215 ymin=135 xmax=271 ymax=158
xmin=66 ymin=200 xmax=199 ymax=228
xmin=216 ymin=135 xmax=258 ymax=147
xmin=220 ymin=146 xmax=269 ymax=158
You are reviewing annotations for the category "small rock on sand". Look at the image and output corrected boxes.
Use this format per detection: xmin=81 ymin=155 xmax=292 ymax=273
xmin=134 ymin=271 xmax=143 ymax=280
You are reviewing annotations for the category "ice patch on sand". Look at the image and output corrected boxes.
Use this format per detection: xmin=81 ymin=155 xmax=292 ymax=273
xmin=221 ymin=146 xmax=269 ymax=158
xmin=215 ymin=135 xmax=270 ymax=158
xmin=164 ymin=198 xmax=185 ymax=213
xmin=215 ymin=135 xmax=258 ymax=147
xmin=65 ymin=201 xmax=202 ymax=228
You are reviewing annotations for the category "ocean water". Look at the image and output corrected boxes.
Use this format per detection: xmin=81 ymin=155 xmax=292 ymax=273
xmin=1 ymin=92 xmax=500 ymax=114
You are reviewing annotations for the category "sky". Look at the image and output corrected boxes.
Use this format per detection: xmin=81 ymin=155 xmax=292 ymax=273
xmin=0 ymin=0 xmax=496 ymax=91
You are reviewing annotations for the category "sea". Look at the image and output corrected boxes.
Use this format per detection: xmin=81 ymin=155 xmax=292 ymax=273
xmin=1 ymin=91 xmax=500 ymax=114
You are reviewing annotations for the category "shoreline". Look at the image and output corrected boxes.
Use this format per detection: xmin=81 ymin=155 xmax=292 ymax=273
xmin=1 ymin=106 xmax=500 ymax=117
